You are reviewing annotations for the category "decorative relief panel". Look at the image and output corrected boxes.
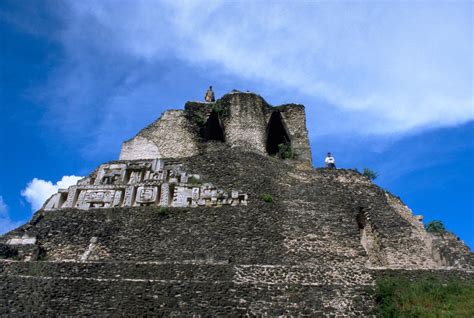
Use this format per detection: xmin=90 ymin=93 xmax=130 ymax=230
xmin=135 ymin=186 xmax=158 ymax=206
xmin=43 ymin=159 xmax=248 ymax=211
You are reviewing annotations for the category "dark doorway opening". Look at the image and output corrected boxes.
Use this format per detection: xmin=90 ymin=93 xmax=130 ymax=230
xmin=266 ymin=111 xmax=290 ymax=155
xmin=202 ymin=110 xmax=225 ymax=141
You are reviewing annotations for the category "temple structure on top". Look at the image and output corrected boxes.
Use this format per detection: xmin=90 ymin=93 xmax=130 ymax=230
xmin=43 ymin=90 xmax=311 ymax=211
xmin=119 ymin=91 xmax=312 ymax=167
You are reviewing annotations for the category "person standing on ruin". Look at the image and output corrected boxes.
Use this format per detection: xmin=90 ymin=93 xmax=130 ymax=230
xmin=204 ymin=85 xmax=215 ymax=102
xmin=325 ymin=152 xmax=336 ymax=169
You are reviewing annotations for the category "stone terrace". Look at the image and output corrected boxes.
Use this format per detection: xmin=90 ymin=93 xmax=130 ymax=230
xmin=1 ymin=147 xmax=472 ymax=316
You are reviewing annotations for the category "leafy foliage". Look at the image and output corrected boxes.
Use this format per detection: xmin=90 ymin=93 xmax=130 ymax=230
xmin=376 ymin=276 xmax=474 ymax=317
xmin=425 ymin=220 xmax=446 ymax=234
xmin=260 ymin=194 xmax=274 ymax=203
xmin=277 ymin=143 xmax=294 ymax=160
xmin=211 ymin=103 xmax=223 ymax=114
xmin=194 ymin=113 xmax=206 ymax=126
xmin=362 ymin=168 xmax=378 ymax=180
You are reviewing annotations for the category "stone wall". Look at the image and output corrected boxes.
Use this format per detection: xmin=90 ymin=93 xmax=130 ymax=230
xmin=1 ymin=134 xmax=471 ymax=316
xmin=119 ymin=92 xmax=312 ymax=166
xmin=118 ymin=136 xmax=161 ymax=160
xmin=277 ymin=104 xmax=312 ymax=166
xmin=220 ymin=92 xmax=268 ymax=155
xmin=40 ymin=158 xmax=247 ymax=212
xmin=120 ymin=110 xmax=199 ymax=160
xmin=3 ymin=149 xmax=470 ymax=268
xmin=0 ymin=261 xmax=375 ymax=316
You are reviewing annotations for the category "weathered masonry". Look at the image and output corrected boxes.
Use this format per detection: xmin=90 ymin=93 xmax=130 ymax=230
xmin=1 ymin=90 xmax=472 ymax=316
xmin=44 ymin=159 xmax=247 ymax=211
xmin=119 ymin=91 xmax=312 ymax=167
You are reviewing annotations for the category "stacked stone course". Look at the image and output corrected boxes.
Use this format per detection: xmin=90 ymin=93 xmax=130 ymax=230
xmin=1 ymin=92 xmax=472 ymax=316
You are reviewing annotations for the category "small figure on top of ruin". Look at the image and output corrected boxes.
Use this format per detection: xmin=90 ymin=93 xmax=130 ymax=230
xmin=204 ymin=86 xmax=215 ymax=102
xmin=325 ymin=152 xmax=336 ymax=169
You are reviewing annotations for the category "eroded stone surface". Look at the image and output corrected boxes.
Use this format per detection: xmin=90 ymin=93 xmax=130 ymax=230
xmin=43 ymin=158 xmax=247 ymax=211
xmin=0 ymin=92 xmax=472 ymax=316
xmin=119 ymin=92 xmax=312 ymax=167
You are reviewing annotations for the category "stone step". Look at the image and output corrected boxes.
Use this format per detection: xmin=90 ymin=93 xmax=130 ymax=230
xmin=0 ymin=261 xmax=374 ymax=287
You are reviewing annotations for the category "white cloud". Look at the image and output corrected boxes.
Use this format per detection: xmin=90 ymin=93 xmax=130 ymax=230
xmin=55 ymin=1 xmax=472 ymax=136
xmin=21 ymin=175 xmax=83 ymax=211
xmin=0 ymin=196 xmax=7 ymax=215
xmin=0 ymin=196 xmax=23 ymax=234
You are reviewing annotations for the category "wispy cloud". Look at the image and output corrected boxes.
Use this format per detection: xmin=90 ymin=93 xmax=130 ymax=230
xmin=21 ymin=1 xmax=472 ymax=158
xmin=0 ymin=196 xmax=22 ymax=234
xmin=59 ymin=2 xmax=472 ymax=130
xmin=21 ymin=175 xmax=83 ymax=211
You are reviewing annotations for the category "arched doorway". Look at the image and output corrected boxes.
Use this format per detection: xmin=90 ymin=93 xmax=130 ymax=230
xmin=202 ymin=110 xmax=225 ymax=141
xmin=266 ymin=111 xmax=290 ymax=155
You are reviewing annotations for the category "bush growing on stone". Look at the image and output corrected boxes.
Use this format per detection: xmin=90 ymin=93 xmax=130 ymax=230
xmin=260 ymin=194 xmax=274 ymax=203
xmin=194 ymin=113 xmax=206 ymax=126
xmin=425 ymin=220 xmax=446 ymax=234
xmin=211 ymin=103 xmax=223 ymax=114
xmin=277 ymin=143 xmax=294 ymax=160
xmin=376 ymin=276 xmax=474 ymax=317
xmin=188 ymin=176 xmax=200 ymax=184
xmin=158 ymin=207 xmax=170 ymax=216
xmin=362 ymin=168 xmax=378 ymax=180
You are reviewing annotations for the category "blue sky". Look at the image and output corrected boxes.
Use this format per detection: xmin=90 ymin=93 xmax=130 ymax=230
xmin=0 ymin=1 xmax=473 ymax=247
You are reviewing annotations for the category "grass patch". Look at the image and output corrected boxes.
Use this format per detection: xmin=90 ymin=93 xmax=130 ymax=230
xmin=260 ymin=194 xmax=274 ymax=203
xmin=376 ymin=276 xmax=474 ymax=317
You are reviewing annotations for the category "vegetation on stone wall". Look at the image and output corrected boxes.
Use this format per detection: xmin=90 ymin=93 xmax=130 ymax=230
xmin=376 ymin=276 xmax=474 ymax=317
xmin=211 ymin=102 xmax=223 ymax=114
xmin=157 ymin=207 xmax=170 ymax=217
xmin=193 ymin=113 xmax=207 ymax=126
xmin=277 ymin=143 xmax=294 ymax=160
xmin=187 ymin=176 xmax=200 ymax=185
xmin=425 ymin=220 xmax=446 ymax=234
xmin=362 ymin=168 xmax=378 ymax=180
xmin=260 ymin=194 xmax=274 ymax=203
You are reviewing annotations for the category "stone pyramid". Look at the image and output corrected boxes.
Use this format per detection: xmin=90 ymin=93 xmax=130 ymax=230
xmin=1 ymin=92 xmax=472 ymax=316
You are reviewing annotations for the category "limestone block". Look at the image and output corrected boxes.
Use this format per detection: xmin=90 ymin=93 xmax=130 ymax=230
xmin=7 ymin=235 xmax=36 ymax=245
xmin=95 ymin=164 xmax=127 ymax=185
xmin=172 ymin=186 xmax=192 ymax=207
xmin=62 ymin=186 xmax=78 ymax=208
xmin=44 ymin=193 xmax=60 ymax=211
xmin=77 ymin=190 xmax=116 ymax=208
xmin=159 ymin=183 xmax=170 ymax=207
xmin=129 ymin=171 xmax=142 ymax=184
xmin=39 ymin=158 xmax=248 ymax=211
xmin=135 ymin=186 xmax=159 ymax=206
xmin=123 ymin=186 xmax=135 ymax=207
xmin=119 ymin=136 xmax=161 ymax=160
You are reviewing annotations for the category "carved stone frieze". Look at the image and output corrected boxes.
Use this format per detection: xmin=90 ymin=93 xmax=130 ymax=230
xmin=43 ymin=158 xmax=248 ymax=211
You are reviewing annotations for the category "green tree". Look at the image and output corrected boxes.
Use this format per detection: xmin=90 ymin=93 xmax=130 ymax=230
xmin=363 ymin=168 xmax=378 ymax=180
xmin=425 ymin=220 xmax=446 ymax=234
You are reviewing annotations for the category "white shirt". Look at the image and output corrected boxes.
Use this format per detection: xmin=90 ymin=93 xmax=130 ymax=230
xmin=325 ymin=156 xmax=335 ymax=164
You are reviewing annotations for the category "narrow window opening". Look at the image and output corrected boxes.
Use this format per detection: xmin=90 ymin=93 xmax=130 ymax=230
xmin=202 ymin=111 xmax=225 ymax=141
xmin=266 ymin=111 xmax=291 ymax=155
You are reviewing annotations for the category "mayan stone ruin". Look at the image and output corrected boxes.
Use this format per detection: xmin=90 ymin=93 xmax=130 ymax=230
xmin=1 ymin=91 xmax=473 ymax=316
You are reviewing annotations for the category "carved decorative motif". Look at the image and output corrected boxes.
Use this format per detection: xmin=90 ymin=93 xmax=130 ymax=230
xmin=43 ymin=159 xmax=248 ymax=211
xmin=135 ymin=186 xmax=158 ymax=206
